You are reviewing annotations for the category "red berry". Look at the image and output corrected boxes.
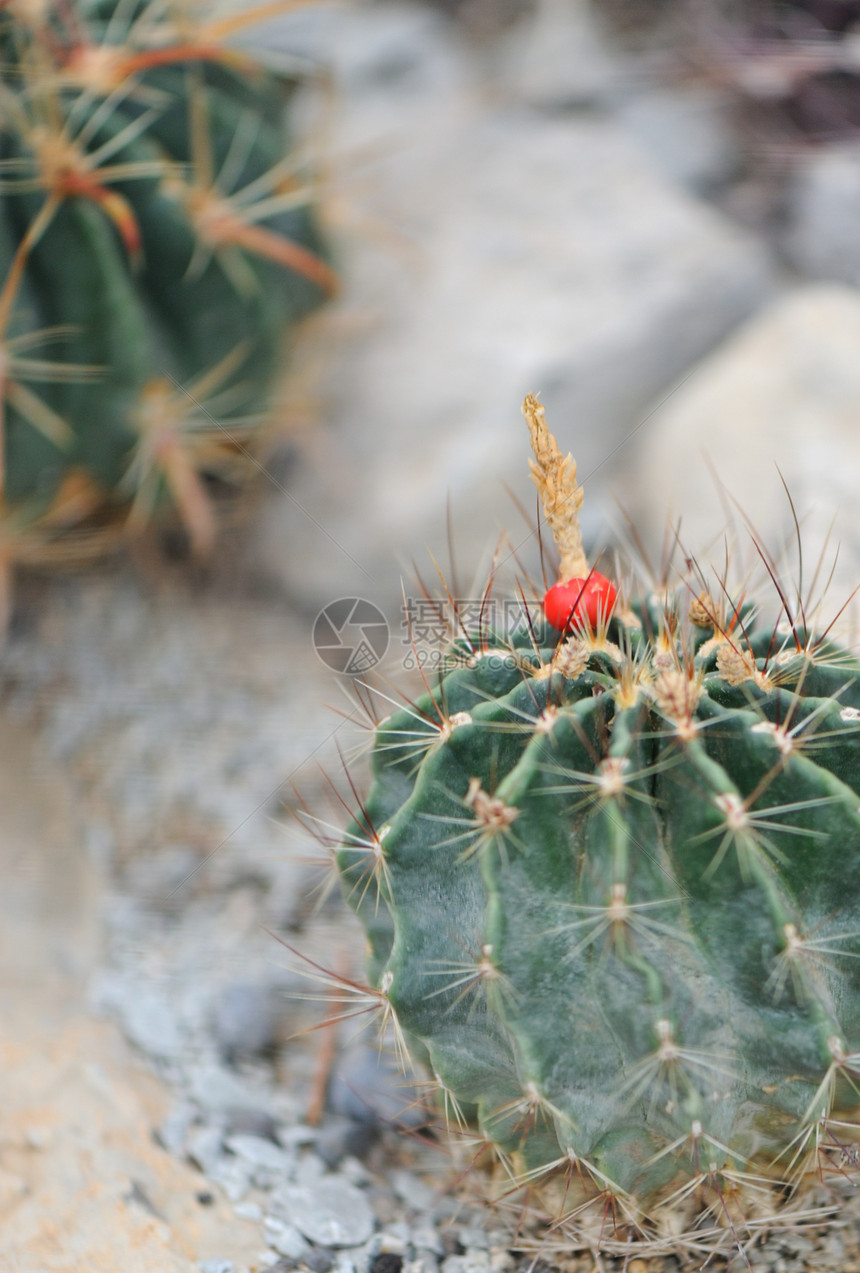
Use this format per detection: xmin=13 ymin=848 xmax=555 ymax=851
xmin=543 ymin=572 xmax=618 ymax=632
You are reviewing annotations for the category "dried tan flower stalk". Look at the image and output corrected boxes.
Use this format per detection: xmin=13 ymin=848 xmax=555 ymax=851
xmin=523 ymin=394 xmax=588 ymax=581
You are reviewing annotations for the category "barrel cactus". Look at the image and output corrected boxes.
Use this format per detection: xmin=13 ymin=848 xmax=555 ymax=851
xmin=336 ymin=396 xmax=860 ymax=1258
xmin=0 ymin=0 xmax=333 ymax=598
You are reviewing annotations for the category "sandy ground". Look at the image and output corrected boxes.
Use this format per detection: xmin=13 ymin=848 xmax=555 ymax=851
xmin=0 ymin=719 xmax=268 ymax=1273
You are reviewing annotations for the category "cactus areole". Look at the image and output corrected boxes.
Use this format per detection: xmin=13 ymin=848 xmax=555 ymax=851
xmin=337 ymin=395 xmax=860 ymax=1254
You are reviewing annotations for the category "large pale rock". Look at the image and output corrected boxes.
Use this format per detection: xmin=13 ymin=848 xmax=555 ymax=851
xmin=485 ymin=0 xmax=626 ymax=108
xmin=621 ymin=285 xmax=860 ymax=625
xmin=612 ymin=85 xmax=739 ymax=195
xmin=784 ymin=143 xmax=860 ymax=286
xmin=249 ymin=2 xmax=772 ymax=612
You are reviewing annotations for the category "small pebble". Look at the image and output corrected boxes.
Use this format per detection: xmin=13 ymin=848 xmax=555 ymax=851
xmin=304 ymin=1249 xmax=336 ymax=1273
xmin=224 ymin=1107 xmax=281 ymax=1142
xmin=157 ymin=1101 xmax=196 ymax=1156
xmin=188 ymin=1063 xmax=270 ymax=1117
xmin=391 ymin=1170 xmax=437 ymax=1213
xmin=441 ymin=1255 xmax=492 ymax=1273
xmin=292 ymin=1148 xmax=327 ymax=1184
xmin=117 ymin=988 xmax=183 ymax=1061
xmin=378 ymin=1225 xmax=410 ymax=1251
xmin=268 ymin=1177 xmax=376 ymax=1247
xmin=276 ymin=1123 xmax=319 ymax=1150
xmin=339 ymin=1155 xmax=374 ymax=1187
xmin=186 ymin=1125 xmax=224 ymax=1175
xmin=312 ymin=1117 xmax=376 ymax=1169
xmin=405 ymin=1257 xmax=438 ymax=1273
xmin=213 ymin=982 xmax=279 ymax=1061
xmin=198 ymin=1262 xmax=234 ymax=1273
xmin=264 ymin=1218 xmax=312 ymax=1259
xmin=225 ymin=1133 xmax=292 ymax=1174
xmin=209 ymin=1155 xmax=252 ymax=1203
xmin=412 ymin=1227 xmax=445 ymax=1257
xmin=371 ymin=1254 xmax=404 ymax=1273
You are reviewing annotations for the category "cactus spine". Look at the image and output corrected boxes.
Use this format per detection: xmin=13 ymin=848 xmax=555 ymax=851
xmin=337 ymin=396 xmax=860 ymax=1257
xmin=0 ymin=0 xmax=332 ymax=601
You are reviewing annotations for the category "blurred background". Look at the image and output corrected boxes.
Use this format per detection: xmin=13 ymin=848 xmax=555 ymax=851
xmin=3 ymin=1 xmax=860 ymax=1267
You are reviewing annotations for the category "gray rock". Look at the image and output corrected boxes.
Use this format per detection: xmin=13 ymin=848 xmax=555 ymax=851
xmin=267 ymin=1177 xmax=376 ymax=1248
xmin=234 ymin=1200 xmax=264 ymax=1221
xmin=337 ymin=1155 xmax=373 ymax=1187
xmin=622 ymin=284 xmax=860 ymax=626
xmin=199 ymin=1262 xmax=235 ymax=1273
xmin=303 ymin=1251 xmax=337 ymax=1273
xmin=275 ymin=1123 xmax=319 ymax=1151
xmin=289 ymin=1148 xmax=327 ymax=1185
xmin=225 ymin=1133 xmax=293 ymax=1174
xmin=264 ymin=1217 xmax=313 ymax=1260
xmin=213 ymin=982 xmax=280 ymax=1060
xmin=186 ymin=1124 xmax=225 ymax=1176
xmin=243 ymin=5 xmax=469 ymax=105
xmin=390 ymin=1171 xmax=438 ymax=1215
xmin=410 ymin=1224 xmax=445 ymax=1255
xmin=156 ymin=1100 xmax=197 ymax=1156
xmin=350 ymin=1233 xmax=384 ymax=1273
xmin=117 ymin=988 xmax=183 ymax=1062
xmin=405 ymin=1258 xmax=439 ymax=1273
xmin=441 ymin=1255 xmax=492 ymax=1273
xmin=380 ymin=1224 xmax=411 ymax=1249
xmin=612 ymin=85 xmax=738 ymax=194
xmin=223 ymin=1106 xmax=282 ymax=1143
xmin=784 ymin=143 xmax=860 ymax=286
xmin=457 ymin=1228 xmax=489 ymax=1251
xmin=486 ymin=0 xmax=625 ymax=109
xmin=209 ymin=1154 xmax=253 ymax=1204
xmin=314 ymin=1116 xmax=378 ymax=1168
xmin=188 ymin=1063 xmax=271 ymax=1118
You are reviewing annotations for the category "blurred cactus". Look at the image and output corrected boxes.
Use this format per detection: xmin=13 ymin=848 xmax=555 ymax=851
xmin=0 ymin=0 xmax=334 ymax=619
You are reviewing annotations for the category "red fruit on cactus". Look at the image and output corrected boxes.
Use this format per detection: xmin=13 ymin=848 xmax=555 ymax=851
xmin=543 ymin=571 xmax=617 ymax=632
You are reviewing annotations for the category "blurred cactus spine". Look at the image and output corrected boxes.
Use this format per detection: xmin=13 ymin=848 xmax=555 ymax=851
xmin=334 ymin=395 xmax=860 ymax=1257
xmin=0 ymin=0 xmax=334 ymax=617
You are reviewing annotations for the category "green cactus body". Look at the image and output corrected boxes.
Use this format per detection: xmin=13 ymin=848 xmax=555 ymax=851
xmin=0 ymin=1 xmax=332 ymax=556
xmin=339 ymin=555 xmax=860 ymax=1243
